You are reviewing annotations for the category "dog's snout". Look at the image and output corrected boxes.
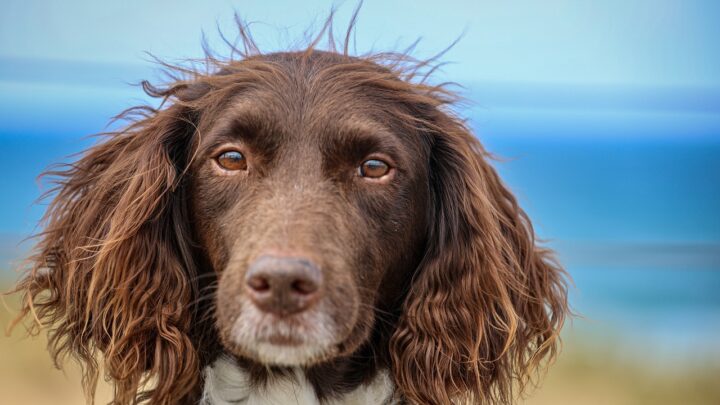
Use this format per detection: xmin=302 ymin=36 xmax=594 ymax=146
xmin=245 ymin=255 xmax=323 ymax=316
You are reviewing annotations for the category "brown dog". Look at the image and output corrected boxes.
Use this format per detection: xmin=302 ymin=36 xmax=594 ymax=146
xmin=14 ymin=19 xmax=568 ymax=405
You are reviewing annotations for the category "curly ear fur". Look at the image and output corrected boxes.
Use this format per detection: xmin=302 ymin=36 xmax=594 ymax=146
xmin=389 ymin=112 xmax=569 ymax=404
xmin=12 ymin=88 xmax=211 ymax=404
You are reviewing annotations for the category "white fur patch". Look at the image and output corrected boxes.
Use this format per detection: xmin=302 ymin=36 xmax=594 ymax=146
xmin=230 ymin=301 xmax=339 ymax=365
xmin=202 ymin=356 xmax=397 ymax=405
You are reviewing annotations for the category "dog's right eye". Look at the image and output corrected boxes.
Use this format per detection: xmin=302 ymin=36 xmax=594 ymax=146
xmin=216 ymin=150 xmax=247 ymax=171
xmin=358 ymin=159 xmax=391 ymax=179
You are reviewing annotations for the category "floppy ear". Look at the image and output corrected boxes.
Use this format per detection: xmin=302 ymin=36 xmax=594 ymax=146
xmin=13 ymin=84 xmax=212 ymax=404
xmin=389 ymin=113 xmax=569 ymax=404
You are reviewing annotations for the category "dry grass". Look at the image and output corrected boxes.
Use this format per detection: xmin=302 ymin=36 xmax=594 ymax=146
xmin=2 ymin=284 xmax=719 ymax=405
xmin=1 ymin=286 xmax=113 ymax=404
xmin=523 ymin=337 xmax=720 ymax=405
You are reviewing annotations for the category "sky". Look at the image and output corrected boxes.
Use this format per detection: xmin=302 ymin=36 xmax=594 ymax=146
xmin=1 ymin=0 xmax=720 ymax=86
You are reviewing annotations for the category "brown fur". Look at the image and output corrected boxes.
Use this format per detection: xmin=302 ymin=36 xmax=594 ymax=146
xmin=11 ymin=14 xmax=568 ymax=405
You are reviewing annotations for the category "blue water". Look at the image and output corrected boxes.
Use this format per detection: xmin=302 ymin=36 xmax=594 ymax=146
xmin=1 ymin=75 xmax=719 ymax=358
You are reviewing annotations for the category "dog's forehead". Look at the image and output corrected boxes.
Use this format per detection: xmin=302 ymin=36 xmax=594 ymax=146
xmin=195 ymin=51 xmax=428 ymax=169
xmin=211 ymin=94 xmax=390 ymax=136
xmin=204 ymin=79 xmax=404 ymax=149
xmin=218 ymin=51 xmax=394 ymax=119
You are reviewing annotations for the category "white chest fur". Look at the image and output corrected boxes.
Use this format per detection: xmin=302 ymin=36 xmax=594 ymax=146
xmin=201 ymin=356 xmax=397 ymax=405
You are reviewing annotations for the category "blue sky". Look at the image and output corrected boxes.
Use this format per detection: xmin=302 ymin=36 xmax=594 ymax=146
xmin=2 ymin=0 xmax=720 ymax=86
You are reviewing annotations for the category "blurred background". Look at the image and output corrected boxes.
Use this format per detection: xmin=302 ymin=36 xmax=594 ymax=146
xmin=1 ymin=1 xmax=719 ymax=404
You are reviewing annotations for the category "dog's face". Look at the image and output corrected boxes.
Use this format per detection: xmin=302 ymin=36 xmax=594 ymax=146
xmin=189 ymin=54 xmax=431 ymax=365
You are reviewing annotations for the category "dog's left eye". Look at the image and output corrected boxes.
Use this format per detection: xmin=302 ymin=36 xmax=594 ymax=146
xmin=358 ymin=159 xmax=390 ymax=178
xmin=216 ymin=150 xmax=247 ymax=171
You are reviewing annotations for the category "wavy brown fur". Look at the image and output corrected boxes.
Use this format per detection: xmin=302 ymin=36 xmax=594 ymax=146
xmin=389 ymin=110 xmax=567 ymax=404
xmin=11 ymin=9 xmax=568 ymax=405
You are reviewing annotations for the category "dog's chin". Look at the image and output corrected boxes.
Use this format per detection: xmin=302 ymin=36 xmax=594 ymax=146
xmin=244 ymin=341 xmax=337 ymax=366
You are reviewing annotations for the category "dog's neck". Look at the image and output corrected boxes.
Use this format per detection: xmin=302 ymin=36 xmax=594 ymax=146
xmin=201 ymin=356 xmax=397 ymax=405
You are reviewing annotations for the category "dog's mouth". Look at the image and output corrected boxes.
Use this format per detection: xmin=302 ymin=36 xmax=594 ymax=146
xmin=250 ymin=313 xmax=319 ymax=347
xmin=225 ymin=300 xmax=344 ymax=366
xmin=265 ymin=333 xmax=303 ymax=346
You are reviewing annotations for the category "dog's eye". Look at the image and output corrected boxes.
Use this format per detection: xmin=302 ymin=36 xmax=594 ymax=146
xmin=358 ymin=159 xmax=390 ymax=178
xmin=216 ymin=150 xmax=247 ymax=171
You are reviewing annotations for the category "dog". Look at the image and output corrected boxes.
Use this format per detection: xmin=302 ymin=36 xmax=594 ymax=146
xmin=13 ymin=17 xmax=568 ymax=405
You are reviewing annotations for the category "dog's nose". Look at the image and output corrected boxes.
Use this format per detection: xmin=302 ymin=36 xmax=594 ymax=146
xmin=245 ymin=255 xmax=323 ymax=316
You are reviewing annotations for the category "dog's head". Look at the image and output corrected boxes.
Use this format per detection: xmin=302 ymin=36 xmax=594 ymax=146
xmin=15 ymin=40 xmax=568 ymax=404
xmin=191 ymin=52 xmax=434 ymax=368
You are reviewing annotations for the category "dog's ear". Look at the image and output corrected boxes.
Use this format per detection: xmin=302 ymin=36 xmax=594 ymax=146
xmin=389 ymin=112 xmax=569 ymax=404
xmin=13 ymin=81 xmax=212 ymax=404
